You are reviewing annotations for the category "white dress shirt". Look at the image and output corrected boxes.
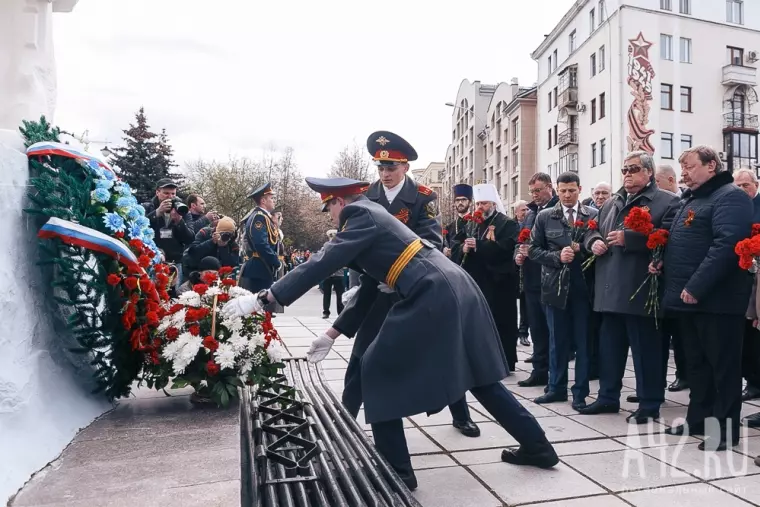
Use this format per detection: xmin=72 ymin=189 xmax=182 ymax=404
xmin=562 ymin=203 xmax=580 ymax=223
xmin=384 ymin=180 xmax=404 ymax=204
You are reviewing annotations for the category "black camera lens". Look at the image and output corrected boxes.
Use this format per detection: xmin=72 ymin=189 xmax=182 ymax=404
xmin=220 ymin=232 xmax=233 ymax=242
xmin=172 ymin=198 xmax=189 ymax=215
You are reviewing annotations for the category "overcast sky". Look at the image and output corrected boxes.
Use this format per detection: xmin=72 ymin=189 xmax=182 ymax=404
xmin=54 ymin=0 xmax=575 ymax=177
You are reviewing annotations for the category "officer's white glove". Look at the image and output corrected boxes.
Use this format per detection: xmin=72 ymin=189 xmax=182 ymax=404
xmin=307 ymin=333 xmax=335 ymax=363
xmin=220 ymin=294 xmax=262 ymax=319
xmin=378 ymin=283 xmax=395 ymax=294
xmin=342 ymin=286 xmax=359 ymax=305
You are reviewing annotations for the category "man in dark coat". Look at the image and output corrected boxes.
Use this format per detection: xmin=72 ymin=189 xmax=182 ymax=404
xmin=333 ymin=131 xmax=479 ymax=438
xmin=238 ymin=182 xmax=280 ymax=293
xmin=528 ymin=172 xmax=598 ymax=411
xmin=443 ymin=183 xmax=472 ymax=264
xmin=514 ymin=200 xmax=531 ymax=346
xmin=660 ymin=146 xmax=753 ymax=451
xmin=515 ymin=173 xmax=559 ymax=387
xmin=578 ymin=151 xmax=679 ymax=423
xmin=734 ymin=168 xmax=760 ymax=406
xmin=222 ymin=177 xmax=559 ymax=489
xmin=453 ymin=183 xmax=519 ymax=371
xmin=183 ymin=216 xmax=240 ymax=273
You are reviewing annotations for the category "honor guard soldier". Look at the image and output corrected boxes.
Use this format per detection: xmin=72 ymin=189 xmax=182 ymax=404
xmin=239 ymin=182 xmax=280 ymax=293
xmin=334 ymin=130 xmax=480 ymax=438
xmin=443 ymin=183 xmax=473 ymax=263
xmin=222 ymin=177 xmax=559 ymax=490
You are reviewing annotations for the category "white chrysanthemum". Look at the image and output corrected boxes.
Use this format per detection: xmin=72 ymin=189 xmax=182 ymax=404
xmin=266 ymin=341 xmax=286 ymax=363
xmin=248 ymin=333 xmax=266 ymax=351
xmin=215 ymin=342 xmax=237 ymax=369
xmin=166 ymin=333 xmax=203 ymax=375
xmin=222 ymin=314 xmax=244 ymax=333
xmin=229 ymin=286 xmax=253 ymax=299
xmin=205 ymin=286 xmax=222 ymax=298
xmin=161 ymin=340 xmax=183 ymax=361
xmin=169 ymin=308 xmax=187 ymax=329
xmin=177 ymin=291 xmax=201 ymax=308
xmin=228 ymin=332 xmax=248 ymax=354
xmin=157 ymin=315 xmax=174 ymax=333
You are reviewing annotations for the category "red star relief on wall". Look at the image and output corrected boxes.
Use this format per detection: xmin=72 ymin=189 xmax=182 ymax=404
xmin=629 ymin=32 xmax=653 ymax=59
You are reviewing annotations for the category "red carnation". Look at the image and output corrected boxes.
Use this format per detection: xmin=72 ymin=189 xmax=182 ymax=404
xmin=188 ymin=324 xmax=201 ymax=336
xmin=646 ymin=229 xmax=669 ymax=250
xmin=168 ymin=303 xmax=184 ymax=315
xmin=472 ymin=210 xmax=485 ymax=224
xmin=740 ymin=254 xmax=755 ymax=270
xmin=146 ymin=311 xmax=159 ymax=326
xmin=156 ymin=273 xmax=169 ymax=286
xmin=624 ymin=207 xmax=654 ymax=235
xmin=123 ymin=276 xmax=139 ymax=290
xmin=129 ymin=239 xmax=144 ymax=250
xmin=218 ymin=266 xmax=234 ymax=276
xmin=442 ymin=228 xmax=449 ymax=236
xmin=221 ymin=278 xmax=236 ymax=287
xmin=166 ymin=327 xmax=180 ymax=340
xmin=574 ymin=219 xmax=585 ymax=228
xmin=121 ymin=304 xmax=137 ymax=330
xmin=587 ymin=219 xmax=598 ymax=231
xmin=201 ymin=271 xmax=218 ymax=285
xmin=107 ymin=274 xmax=121 ymax=286
xmin=202 ymin=335 xmax=219 ymax=351
xmin=114 ymin=231 xmax=125 ymax=239
xmin=218 ymin=293 xmax=230 ymax=303
xmin=137 ymin=255 xmax=152 ymax=268
xmin=463 ymin=213 xmax=473 ymax=221
xmin=193 ymin=283 xmax=209 ymax=296
xmin=753 ymin=224 xmax=760 ymax=238
xmin=517 ymin=228 xmax=531 ymax=244
xmin=159 ymin=290 xmax=170 ymax=302
xmin=206 ymin=360 xmax=220 ymax=376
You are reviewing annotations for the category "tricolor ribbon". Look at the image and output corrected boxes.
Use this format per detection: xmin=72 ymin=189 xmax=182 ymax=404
xmin=27 ymin=141 xmax=118 ymax=179
xmin=38 ymin=217 xmax=139 ymax=272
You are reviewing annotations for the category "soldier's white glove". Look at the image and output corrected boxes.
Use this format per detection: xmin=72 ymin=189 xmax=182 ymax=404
xmin=378 ymin=283 xmax=395 ymax=294
xmin=307 ymin=333 xmax=335 ymax=363
xmin=342 ymin=286 xmax=359 ymax=305
xmin=220 ymin=294 xmax=262 ymax=319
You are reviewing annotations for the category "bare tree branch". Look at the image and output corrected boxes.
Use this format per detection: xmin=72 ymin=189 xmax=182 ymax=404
xmin=329 ymin=142 xmax=376 ymax=182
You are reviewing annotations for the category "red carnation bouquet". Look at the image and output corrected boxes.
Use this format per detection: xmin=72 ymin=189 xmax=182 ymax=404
xmin=624 ymin=206 xmax=654 ymax=235
xmin=460 ymin=209 xmax=485 ymax=266
xmin=517 ymin=227 xmax=531 ymax=291
xmin=579 ymin=219 xmax=599 ymax=271
xmin=735 ymin=224 xmax=760 ymax=271
xmin=556 ymin=219 xmax=593 ymax=296
xmin=629 ymin=219 xmax=669 ymax=324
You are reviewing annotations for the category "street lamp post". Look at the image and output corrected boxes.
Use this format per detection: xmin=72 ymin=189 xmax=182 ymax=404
xmin=444 ymin=102 xmax=489 ymax=139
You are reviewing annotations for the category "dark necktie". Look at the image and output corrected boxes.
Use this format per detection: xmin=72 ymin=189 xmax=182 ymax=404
xmin=567 ymin=208 xmax=575 ymax=224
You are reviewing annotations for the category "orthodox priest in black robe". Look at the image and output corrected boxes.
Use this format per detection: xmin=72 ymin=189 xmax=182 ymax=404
xmin=453 ymin=183 xmax=520 ymax=371
xmin=444 ymin=183 xmax=472 ymax=265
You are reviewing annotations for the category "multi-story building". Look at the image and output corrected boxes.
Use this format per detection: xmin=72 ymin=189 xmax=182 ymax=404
xmin=443 ymin=78 xmax=538 ymax=215
xmin=532 ymin=0 xmax=760 ymax=191
xmin=413 ymin=162 xmax=445 ymax=196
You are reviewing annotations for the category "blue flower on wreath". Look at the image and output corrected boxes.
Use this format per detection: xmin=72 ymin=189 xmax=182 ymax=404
xmin=91 ymin=188 xmax=111 ymax=204
xmin=143 ymin=227 xmax=155 ymax=240
xmin=102 ymin=168 xmax=116 ymax=181
xmin=116 ymin=196 xmax=138 ymax=208
xmin=117 ymin=182 xmax=132 ymax=197
xmin=125 ymin=207 xmax=141 ymax=221
xmin=128 ymin=224 xmax=144 ymax=240
xmin=135 ymin=216 xmax=150 ymax=229
xmin=95 ymin=179 xmax=113 ymax=190
xmin=103 ymin=212 xmax=125 ymax=233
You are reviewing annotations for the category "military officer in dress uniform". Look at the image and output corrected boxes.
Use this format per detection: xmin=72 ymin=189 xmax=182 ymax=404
xmin=222 ymin=177 xmax=559 ymax=490
xmin=333 ymin=130 xmax=480 ymax=438
xmin=239 ymin=182 xmax=281 ymax=293
xmin=443 ymin=183 xmax=472 ymax=264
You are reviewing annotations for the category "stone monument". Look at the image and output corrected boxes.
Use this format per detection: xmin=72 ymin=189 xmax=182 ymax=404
xmin=0 ymin=1 xmax=110 ymax=502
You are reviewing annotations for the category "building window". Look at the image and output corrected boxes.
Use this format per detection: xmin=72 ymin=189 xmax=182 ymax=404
xmin=600 ymin=138 xmax=607 ymax=164
xmin=591 ymin=143 xmax=597 ymax=167
xmin=569 ymin=30 xmax=577 ymax=52
xmin=727 ymin=0 xmax=744 ymax=25
xmin=553 ymin=49 xmax=558 ymax=71
xmin=547 ymin=55 xmax=552 ymax=74
xmin=662 ymin=133 xmax=674 ymax=159
xmin=512 ymin=148 xmax=519 ymax=169
xmin=599 ymin=0 xmax=606 ymax=20
xmin=548 ymin=128 xmax=553 ymax=148
xmin=599 ymin=92 xmax=606 ymax=118
xmin=679 ymin=0 xmax=691 ymax=14
xmin=591 ymin=98 xmax=597 ymax=124
xmin=729 ymin=46 xmax=744 ymax=66
xmin=661 ymin=0 xmax=671 ymax=9
xmin=548 ymin=92 xmax=552 ymax=111
xmin=661 ymin=84 xmax=673 ymax=110
xmin=553 ymin=87 xmax=558 ymax=107
xmin=680 ymin=86 xmax=692 ymax=112
xmin=680 ymin=38 xmax=692 ymax=63
xmin=681 ymin=134 xmax=692 ymax=152
xmin=553 ymin=125 xmax=558 ymax=145
xmin=726 ymin=132 xmax=758 ymax=171
xmin=590 ymin=53 xmax=597 ymax=77
xmin=589 ymin=9 xmax=596 ymax=32
xmin=661 ymin=34 xmax=673 ymax=60
xmin=599 ymin=46 xmax=606 ymax=71
xmin=512 ymin=117 xmax=519 ymax=143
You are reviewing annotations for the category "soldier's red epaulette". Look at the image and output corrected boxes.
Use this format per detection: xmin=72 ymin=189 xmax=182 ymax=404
xmin=417 ymin=185 xmax=433 ymax=196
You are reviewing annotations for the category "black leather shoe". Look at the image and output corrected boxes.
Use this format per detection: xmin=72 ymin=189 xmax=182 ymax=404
xmin=664 ymin=423 xmax=705 ymax=436
xmin=501 ymin=443 xmax=559 ymax=469
xmin=322 ymin=312 xmax=330 ymax=319
xmin=626 ymin=409 xmax=659 ymax=424
xmin=519 ymin=335 xmax=531 ymax=346
xmin=578 ymin=400 xmax=620 ymax=415
xmin=453 ymin=419 xmax=481 ymax=438
xmin=744 ymin=412 xmax=760 ymax=428
xmin=668 ymin=378 xmax=689 ymax=392
xmin=698 ymin=437 xmax=739 ymax=452
xmin=518 ymin=372 xmax=548 ymax=387
xmin=572 ymin=399 xmax=587 ymax=412
xmin=534 ymin=391 xmax=568 ymax=404
xmin=525 ymin=354 xmax=534 ymax=363
xmin=626 ymin=394 xmax=639 ymax=403
xmin=399 ymin=471 xmax=418 ymax=491
xmin=743 ymin=386 xmax=760 ymax=401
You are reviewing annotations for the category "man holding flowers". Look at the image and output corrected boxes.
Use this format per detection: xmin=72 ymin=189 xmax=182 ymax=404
xmin=528 ymin=172 xmax=597 ymax=411
xmin=578 ymin=151 xmax=679 ymax=423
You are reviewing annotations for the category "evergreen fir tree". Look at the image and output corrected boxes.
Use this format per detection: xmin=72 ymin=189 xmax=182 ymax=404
xmin=156 ymin=128 xmax=184 ymax=187
xmin=111 ymin=107 xmax=165 ymax=203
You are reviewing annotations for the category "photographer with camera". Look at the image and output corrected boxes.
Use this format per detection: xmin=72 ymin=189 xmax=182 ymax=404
xmin=183 ymin=216 xmax=240 ymax=274
xmin=142 ymin=178 xmax=195 ymax=282
xmin=185 ymin=193 xmax=220 ymax=234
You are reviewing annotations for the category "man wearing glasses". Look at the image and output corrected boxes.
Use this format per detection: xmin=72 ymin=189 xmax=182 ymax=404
xmin=579 ymin=151 xmax=678 ymax=423
xmin=444 ymin=183 xmax=473 ymax=264
xmin=331 ymin=130 xmax=481 ymax=438
xmin=515 ymin=173 xmax=558 ymax=388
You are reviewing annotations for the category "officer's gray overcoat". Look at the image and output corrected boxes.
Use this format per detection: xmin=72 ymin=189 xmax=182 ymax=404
xmin=270 ymin=196 xmax=509 ymax=423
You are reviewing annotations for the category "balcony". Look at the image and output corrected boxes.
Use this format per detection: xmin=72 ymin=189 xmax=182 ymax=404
xmin=557 ymin=128 xmax=578 ymax=148
xmin=722 ymin=65 xmax=757 ymax=87
xmin=723 ymin=112 xmax=759 ymax=131
xmin=557 ymin=87 xmax=578 ymax=109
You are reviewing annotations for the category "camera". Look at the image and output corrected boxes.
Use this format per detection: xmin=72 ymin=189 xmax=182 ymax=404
xmin=219 ymin=232 xmax=233 ymax=242
xmin=170 ymin=197 xmax=189 ymax=215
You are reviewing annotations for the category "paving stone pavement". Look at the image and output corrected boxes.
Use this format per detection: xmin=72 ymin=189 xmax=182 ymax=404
xmin=280 ymin=288 xmax=760 ymax=507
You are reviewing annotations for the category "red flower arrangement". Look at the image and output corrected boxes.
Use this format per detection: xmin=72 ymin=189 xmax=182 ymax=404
xmin=735 ymin=229 xmax=760 ymax=271
xmin=624 ymin=207 xmax=654 ymax=235
xmin=460 ymin=210 xmax=486 ymax=265
xmin=556 ymin=218 xmax=594 ymax=296
xmin=517 ymin=227 xmax=532 ymax=244
xmin=580 ymin=219 xmax=600 ymax=272
xmin=629 ymin=227 xmax=669 ymax=323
